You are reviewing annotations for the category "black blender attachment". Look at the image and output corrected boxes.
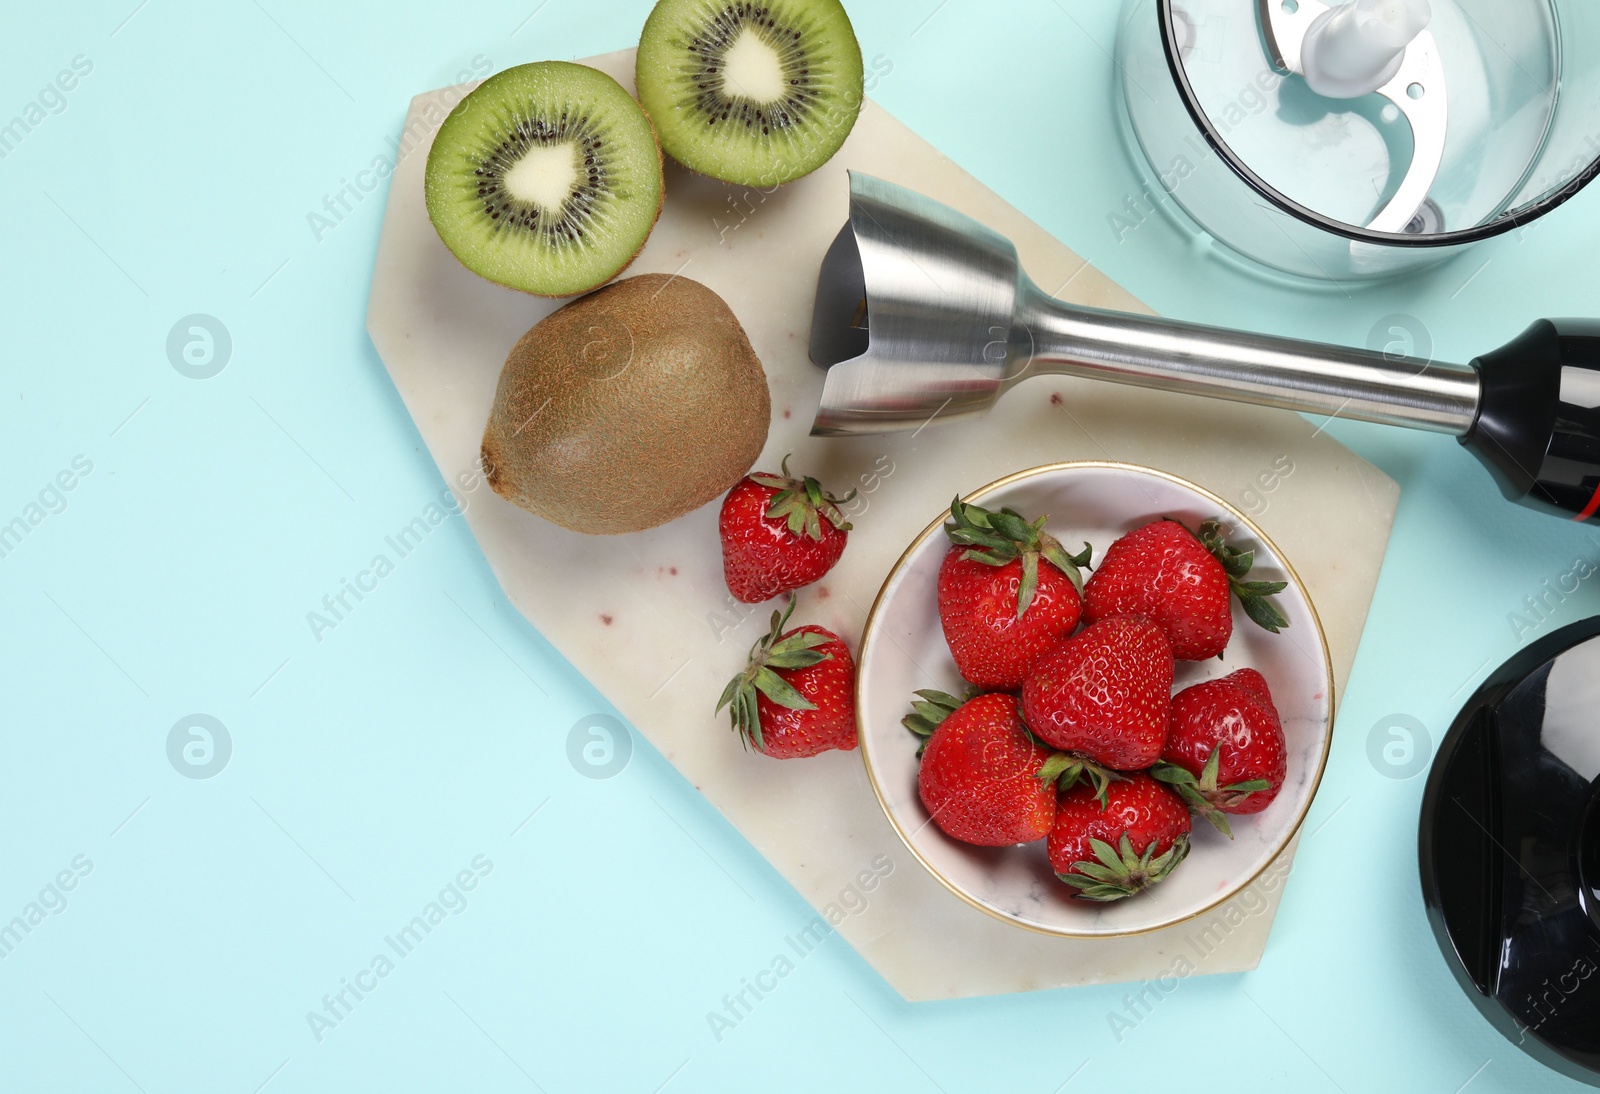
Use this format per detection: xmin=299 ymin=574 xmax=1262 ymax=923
xmin=1422 ymin=618 xmax=1600 ymax=1087
xmin=809 ymin=172 xmax=1600 ymax=522
xmin=1115 ymin=0 xmax=1600 ymax=281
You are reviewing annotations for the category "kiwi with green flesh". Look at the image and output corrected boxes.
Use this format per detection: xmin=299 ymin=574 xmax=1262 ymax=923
xmin=426 ymin=61 xmax=665 ymax=297
xmin=636 ymin=0 xmax=864 ymax=186
xmin=482 ymin=274 xmax=770 ymax=535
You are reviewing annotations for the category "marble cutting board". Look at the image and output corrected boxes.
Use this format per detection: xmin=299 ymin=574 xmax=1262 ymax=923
xmin=366 ymin=49 xmax=1400 ymax=1001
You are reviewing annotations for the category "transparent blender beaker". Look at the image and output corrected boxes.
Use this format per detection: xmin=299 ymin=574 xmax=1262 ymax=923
xmin=1116 ymin=0 xmax=1600 ymax=281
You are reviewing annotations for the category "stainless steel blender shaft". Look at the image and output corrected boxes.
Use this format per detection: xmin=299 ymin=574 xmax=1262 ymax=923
xmin=811 ymin=173 xmax=1600 ymax=523
xmin=1012 ymin=287 xmax=1482 ymax=435
xmin=810 ymin=171 xmax=1479 ymax=439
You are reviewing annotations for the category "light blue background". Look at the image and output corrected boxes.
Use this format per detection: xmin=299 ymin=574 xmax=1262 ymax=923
xmin=2 ymin=1 xmax=1597 ymax=1090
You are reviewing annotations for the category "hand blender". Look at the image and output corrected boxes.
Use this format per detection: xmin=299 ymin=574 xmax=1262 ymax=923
xmin=809 ymin=171 xmax=1600 ymax=522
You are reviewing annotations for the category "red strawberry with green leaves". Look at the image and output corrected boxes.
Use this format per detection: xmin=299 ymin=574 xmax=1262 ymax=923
xmin=905 ymin=690 xmax=1082 ymax=847
xmin=1020 ymin=615 xmax=1174 ymax=795
xmin=937 ymin=498 xmax=1092 ymax=691
xmin=716 ymin=600 xmax=857 ymax=759
xmin=1154 ymin=668 xmax=1287 ymax=837
xmin=1082 ymin=518 xmax=1288 ymax=661
xmin=1049 ymin=773 xmax=1192 ymax=902
xmin=720 ymin=455 xmax=856 ymax=604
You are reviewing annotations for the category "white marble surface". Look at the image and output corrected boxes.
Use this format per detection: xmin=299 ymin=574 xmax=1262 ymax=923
xmin=366 ymin=49 xmax=1400 ymax=1001
xmin=857 ymin=464 xmax=1333 ymax=938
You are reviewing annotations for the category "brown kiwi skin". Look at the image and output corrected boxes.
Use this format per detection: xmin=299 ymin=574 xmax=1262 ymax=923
xmin=482 ymin=274 xmax=771 ymax=534
xmin=434 ymin=88 xmax=667 ymax=299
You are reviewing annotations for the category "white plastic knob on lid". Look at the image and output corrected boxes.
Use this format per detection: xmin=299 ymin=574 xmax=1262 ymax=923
xmin=1301 ymin=0 xmax=1433 ymax=99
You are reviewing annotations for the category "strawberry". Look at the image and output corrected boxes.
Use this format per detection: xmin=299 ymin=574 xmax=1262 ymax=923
xmin=1082 ymin=518 xmax=1288 ymax=661
xmin=1154 ymin=668 xmax=1287 ymax=837
xmin=937 ymin=498 xmax=1092 ymax=691
xmin=720 ymin=456 xmax=855 ymax=604
xmin=716 ymin=600 xmax=857 ymax=759
xmin=1049 ymin=773 xmax=1192 ymax=902
xmin=1021 ymin=616 xmax=1174 ymax=790
xmin=905 ymin=690 xmax=1080 ymax=847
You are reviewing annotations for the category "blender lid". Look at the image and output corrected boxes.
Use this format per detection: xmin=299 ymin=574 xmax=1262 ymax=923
xmin=1420 ymin=617 xmax=1600 ymax=1087
xmin=1158 ymin=0 xmax=1600 ymax=248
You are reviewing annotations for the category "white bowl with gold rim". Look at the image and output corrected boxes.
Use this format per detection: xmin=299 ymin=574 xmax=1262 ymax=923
xmin=856 ymin=462 xmax=1333 ymax=938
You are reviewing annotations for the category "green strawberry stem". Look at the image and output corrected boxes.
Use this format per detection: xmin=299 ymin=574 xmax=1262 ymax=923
xmin=1037 ymin=753 xmax=1127 ymax=808
xmin=1152 ymin=747 xmax=1273 ymax=839
xmin=1059 ymin=833 xmax=1191 ymax=902
xmin=901 ymin=688 xmax=964 ymax=759
xmin=751 ymin=454 xmax=856 ymax=541
xmin=716 ymin=598 xmax=834 ymax=752
xmin=944 ymin=498 xmax=1093 ymax=618
xmin=1195 ymin=519 xmax=1289 ymax=634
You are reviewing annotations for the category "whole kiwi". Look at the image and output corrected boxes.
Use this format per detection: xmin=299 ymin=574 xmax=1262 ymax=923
xmin=482 ymin=274 xmax=771 ymax=534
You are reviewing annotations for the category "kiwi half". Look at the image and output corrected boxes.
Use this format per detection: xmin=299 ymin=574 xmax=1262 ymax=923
xmin=636 ymin=0 xmax=864 ymax=187
xmin=425 ymin=62 xmax=664 ymax=297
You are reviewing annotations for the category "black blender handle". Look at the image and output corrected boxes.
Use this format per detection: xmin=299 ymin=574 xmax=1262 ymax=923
xmin=1463 ymin=320 xmax=1600 ymax=522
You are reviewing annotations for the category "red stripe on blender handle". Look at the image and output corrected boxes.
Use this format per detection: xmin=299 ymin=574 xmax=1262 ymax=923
xmin=1575 ymin=483 xmax=1600 ymax=523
